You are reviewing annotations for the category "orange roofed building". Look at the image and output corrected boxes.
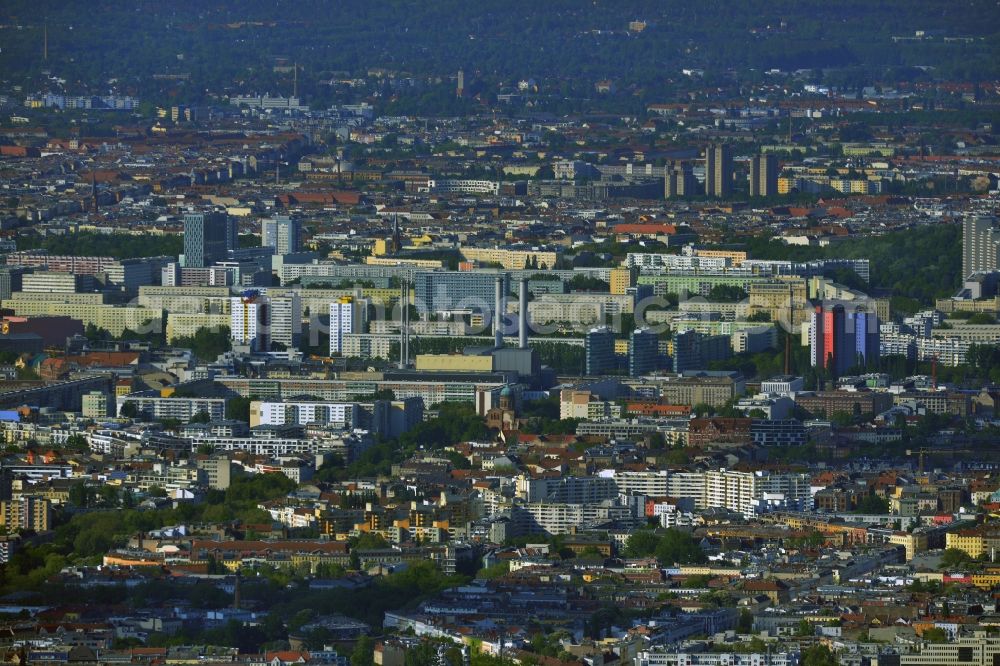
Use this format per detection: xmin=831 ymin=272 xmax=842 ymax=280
xmin=626 ymin=402 xmax=691 ymax=418
xmin=613 ymin=223 xmax=676 ymax=238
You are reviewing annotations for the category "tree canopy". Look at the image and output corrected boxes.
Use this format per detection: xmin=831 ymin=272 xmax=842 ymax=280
xmin=623 ymin=528 xmax=707 ymax=566
xmin=15 ymin=231 xmax=181 ymax=259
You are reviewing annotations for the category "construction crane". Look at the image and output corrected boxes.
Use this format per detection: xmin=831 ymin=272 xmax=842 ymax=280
xmin=907 ymin=446 xmax=972 ymax=475
xmin=905 ymin=448 xmax=929 ymax=475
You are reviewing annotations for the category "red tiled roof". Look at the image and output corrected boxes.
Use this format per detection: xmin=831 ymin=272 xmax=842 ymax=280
xmin=613 ymin=223 xmax=678 ymax=235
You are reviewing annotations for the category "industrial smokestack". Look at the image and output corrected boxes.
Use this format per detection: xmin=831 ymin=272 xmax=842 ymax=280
xmin=518 ymin=278 xmax=528 ymax=349
xmin=494 ymin=274 xmax=504 ymax=348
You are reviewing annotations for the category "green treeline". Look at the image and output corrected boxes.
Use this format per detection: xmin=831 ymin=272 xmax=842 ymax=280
xmin=15 ymin=231 xmax=182 ymax=259
xmin=0 ymin=472 xmax=296 ymax=592
xmin=738 ymin=223 xmax=962 ymax=305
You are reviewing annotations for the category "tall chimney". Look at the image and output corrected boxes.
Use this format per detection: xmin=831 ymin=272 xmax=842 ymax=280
xmin=518 ymin=278 xmax=528 ymax=349
xmin=494 ymin=274 xmax=504 ymax=348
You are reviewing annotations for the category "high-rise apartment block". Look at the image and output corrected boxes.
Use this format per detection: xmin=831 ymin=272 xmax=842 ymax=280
xmin=21 ymin=272 xmax=95 ymax=294
xmin=962 ymin=216 xmax=1000 ymax=279
xmin=0 ymin=267 xmax=27 ymax=300
xmin=82 ymin=390 xmax=109 ymax=418
xmin=183 ymin=212 xmax=238 ymax=268
xmin=628 ymin=328 xmax=659 ymax=377
xmin=231 ymin=291 xmax=270 ymax=352
xmin=810 ymin=304 xmax=879 ymax=376
xmin=852 ymin=310 xmax=880 ymax=368
xmin=330 ymin=297 xmax=366 ymax=355
xmin=414 ymin=271 xmax=503 ymax=316
xmin=5 ymin=254 xmax=160 ymax=294
xmin=261 ymin=216 xmax=302 ymax=255
xmin=664 ymin=161 xmax=696 ymax=198
xmin=269 ymin=293 xmax=303 ymax=350
xmin=704 ymin=144 xmax=733 ymax=197
xmin=585 ymin=326 xmax=615 ymax=375
xmin=1 ymin=497 xmax=51 ymax=533
xmin=609 ymin=268 xmax=637 ymax=296
xmin=749 ymin=154 xmax=779 ymax=197
xmin=673 ymin=329 xmax=731 ymax=373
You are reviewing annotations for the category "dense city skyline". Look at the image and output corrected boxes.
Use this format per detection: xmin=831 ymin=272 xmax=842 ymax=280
xmin=1 ymin=2 xmax=1000 ymax=666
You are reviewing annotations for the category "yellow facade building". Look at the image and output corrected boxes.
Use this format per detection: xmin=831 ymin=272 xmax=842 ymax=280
xmin=7 ymin=299 xmax=159 ymax=336
xmin=166 ymin=313 xmax=231 ymax=343
xmin=694 ymin=249 xmax=748 ymax=267
xmin=609 ymin=268 xmax=636 ymax=295
xmin=366 ymin=256 xmax=443 ymax=268
xmin=414 ymin=354 xmax=493 ymax=372
xmin=459 ymin=247 xmax=559 ymax=270
xmin=747 ymin=279 xmax=810 ymax=326
xmin=946 ymin=529 xmax=995 ymax=559
xmin=0 ymin=497 xmax=52 ymax=533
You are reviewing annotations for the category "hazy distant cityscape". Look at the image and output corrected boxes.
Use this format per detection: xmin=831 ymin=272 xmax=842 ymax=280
xmin=1 ymin=2 xmax=1000 ymax=665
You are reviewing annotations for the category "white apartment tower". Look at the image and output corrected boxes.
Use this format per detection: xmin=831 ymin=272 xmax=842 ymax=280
xmin=261 ymin=216 xmax=302 ymax=255
xmin=963 ymin=216 xmax=1000 ymax=279
xmin=268 ymin=293 xmax=302 ymax=349
xmin=231 ymin=292 xmax=270 ymax=352
xmin=329 ymin=297 xmax=365 ymax=355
